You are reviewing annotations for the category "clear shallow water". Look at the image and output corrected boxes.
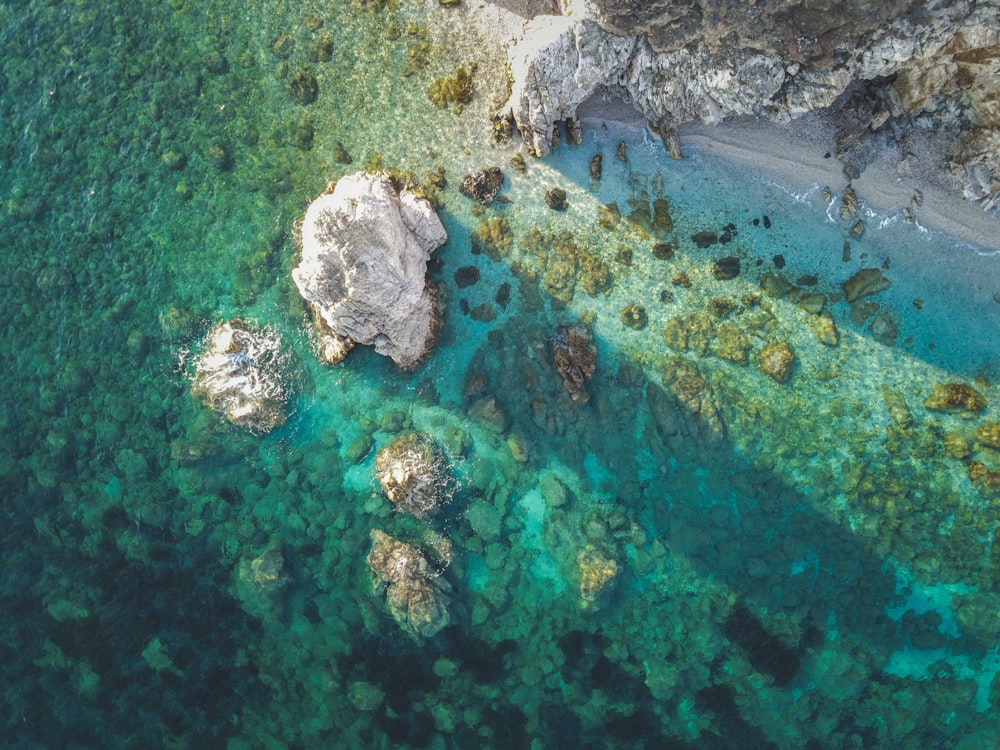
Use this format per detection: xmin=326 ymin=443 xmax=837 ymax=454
xmin=2 ymin=1 xmax=1000 ymax=748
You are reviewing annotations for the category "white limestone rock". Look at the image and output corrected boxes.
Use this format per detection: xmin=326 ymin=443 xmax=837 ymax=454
xmin=293 ymin=172 xmax=447 ymax=370
xmin=504 ymin=15 xmax=635 ymax=156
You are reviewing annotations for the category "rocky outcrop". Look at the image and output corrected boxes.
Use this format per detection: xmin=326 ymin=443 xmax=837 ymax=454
xmin=190 ymin=319 xmax=288 ymax=433
xmin=293 ymin=172 xmax=447 ymax=370
xmin=375 ymin=433 xmax=453 ymax=518
xmin=503 ymin=15 xmax=634 ymax=157
xmin=367 ymin=529 xmax=452 ymax=639
xmin=498 ymin=0 xmax=1000 ymax=206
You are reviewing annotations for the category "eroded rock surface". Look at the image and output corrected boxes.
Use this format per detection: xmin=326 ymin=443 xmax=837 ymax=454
xmin=375 ymin=432 xmax=453 ymax=518
xmin=293 ymin=172 xmax=447 ymax=370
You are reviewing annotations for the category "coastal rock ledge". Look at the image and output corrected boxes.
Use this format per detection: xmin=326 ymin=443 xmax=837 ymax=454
xmin=293 ymin=172 xmax=448 ymax=370
xmin=497 ymin=0 xmax=1000 ymax=206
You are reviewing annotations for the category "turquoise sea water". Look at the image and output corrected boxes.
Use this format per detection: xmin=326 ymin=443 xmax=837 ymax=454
xmin=3 ymin=1 xmax=1000 ymax=748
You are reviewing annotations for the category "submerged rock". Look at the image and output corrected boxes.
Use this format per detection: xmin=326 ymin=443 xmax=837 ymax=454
xmin=375 ymin=432 xmax=452 ymax=518
xmin=842 ymin=268 xmax=890 ymax=303
xmin=460 ymin=166 xmax=504 ymax=205
xmin=545 ymin=187 xmax=568 ymax=210
xmin=367 ymin=529 xmax=452 ymax=639
xmin=620 ymin=304 xmax=648 ymax=329
xmin=974 ymin=423 xmax=1000 ymax=449
xmin=813 ymin=316 xmax=839 ymax=346
xmin=758 ymin=341 xmax=795 ymax=382
xmin=712 ymin=256 xmax=741 ymax=280
xmin=293 ymin=172 xmax=447 ymax=370
xmin=880 ymin=385 xmax=913 ymax=427
xmin=691 ymin=231 xmax=717 ymax=248
xmin=190 ymin=319 xmax=288 ymax=433
xmin=553 ymin=324 xmax=597 ymax=405
xmin=577 ymin=545 xmax=618 ymax=607
xmin=924 ymin=383 xmax=988 ymax=414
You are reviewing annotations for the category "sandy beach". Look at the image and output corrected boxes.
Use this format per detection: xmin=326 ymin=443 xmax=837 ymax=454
xmin=679 ymin=116 xmax=1000 ymax=254
xmin=576 ymin=91 xmax=999 ymax=252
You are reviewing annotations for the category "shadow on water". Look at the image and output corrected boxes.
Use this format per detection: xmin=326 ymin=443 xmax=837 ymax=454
xmin=380 ymin=241 xmax=999 ymax=746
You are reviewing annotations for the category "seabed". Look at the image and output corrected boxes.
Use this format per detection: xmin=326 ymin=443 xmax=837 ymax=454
xmin=2 ymin=1 xmax=999 ymax=748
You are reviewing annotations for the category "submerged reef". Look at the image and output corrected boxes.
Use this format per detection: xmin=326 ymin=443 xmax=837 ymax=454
xmin=189 ymin=319 xmax=288 ymax=433
xmin=293 ymin=172 xmax=447 ymax=370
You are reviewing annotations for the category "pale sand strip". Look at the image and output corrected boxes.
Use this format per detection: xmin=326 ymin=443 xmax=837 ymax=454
xmin=678 ymin=117 xmax=1000 ymax=253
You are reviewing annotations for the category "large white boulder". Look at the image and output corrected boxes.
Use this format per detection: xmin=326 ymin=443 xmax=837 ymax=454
xmin=293 ymin=172 xmax=447 ymax=370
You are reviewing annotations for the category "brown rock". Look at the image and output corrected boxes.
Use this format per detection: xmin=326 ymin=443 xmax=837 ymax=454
xmin=923 ymin=383 xmax=988 ymax=414
xmin=974 ymin=423 xmax=1000 ymax=448
xmin=758 ymin=341 xmax=795 ymax=382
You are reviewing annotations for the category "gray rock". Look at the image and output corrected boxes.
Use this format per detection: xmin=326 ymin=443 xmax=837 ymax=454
xmin=293 ymin=172 xmax=447 ymax=370
xmin=496 ymin=1 xmax=1000 ymax=199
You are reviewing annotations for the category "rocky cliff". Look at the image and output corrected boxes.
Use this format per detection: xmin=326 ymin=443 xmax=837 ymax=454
xmin=499 ymin=0 xmax=999 ymax=209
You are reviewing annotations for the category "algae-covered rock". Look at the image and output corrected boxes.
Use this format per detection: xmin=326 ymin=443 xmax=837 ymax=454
xmin=545 ymin=187 xmax=568 ymax=211
xmin=577 ymin=544 xmax=618 ymax=607
xmin=367 ymin=529 xmax=451 ymax=638
xmin=760 ymin=271 xmax=792 ymax=299
xmin=923 ymin=383 xmax=988 ymax=414
xmin=879 ymin=385 xmax=913 ymax=427
xmin=758 ymin=341 xmax=795 ymax=382
xmin=621 ymin=304 xmax=648 ymax=329
xmin=842 ymin=267 xmax=890 ymax=303
xmin=711 ymin=323 xmax=750 ymax=366
xmin=293 ymin=172 xmax=447 ymax=370
xmin=375 ymin=432 xmax=452 ymax=518
xmin=190 ymin=319 xmax=288 ymax=433
xmin=969 ymin=462 xmax=1000 ymax=500
xmin=287 ymin=71 xmax=318 ymax=105
xmin=460 ymin=167 xmax=504 ymax=206
xmin=553 ymin=324 xmax=597 ymax=405
xmin=427 ymin=64 xmax=474 ymax=110
xmin=712 ymin=256 xmax=741 ymax=280
xmin=974 ymin=423 xmax=1000 ymax=448
xmin=238 ymin=546 xmax=289 ymax=593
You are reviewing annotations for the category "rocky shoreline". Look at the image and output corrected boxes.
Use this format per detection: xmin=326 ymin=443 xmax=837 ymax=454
xmin=487 ymin=0 xmax=1000 ymax=221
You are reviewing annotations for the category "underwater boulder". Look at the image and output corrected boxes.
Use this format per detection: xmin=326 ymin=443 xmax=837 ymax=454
xmin=375 ymin=432 xmax=453 ymax=518
xmin=552 ymin=324 xmax=597 ymax=405
xmin=190 ymin=319 xmax=288 ymax=433
xmin=923 ymin=383 xmax=988 ymax=414
xmin=758 ymin=341 xmax=795 ymax=382
xmin=459 ymin=166 xmax=504 ymax=205
xmin=367 ymin=529 xmax=452 ymax=639
xmin=842 ymin=267 xmax=890 ymax=303
xmin=293 ymin=172 xmax=447 ymax=370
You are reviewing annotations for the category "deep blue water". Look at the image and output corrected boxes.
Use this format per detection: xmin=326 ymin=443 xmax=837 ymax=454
xmin=2 ymin=1 xmax=999 ymax=748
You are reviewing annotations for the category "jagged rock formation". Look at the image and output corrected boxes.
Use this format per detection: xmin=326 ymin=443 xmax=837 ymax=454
xmin=498 ymin=0 xmax=999 ymax=208
xmin=293 ymin=172 xmax=448 ymax=370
